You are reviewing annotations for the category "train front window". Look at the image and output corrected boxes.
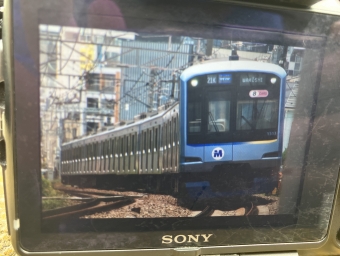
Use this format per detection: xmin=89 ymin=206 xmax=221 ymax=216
xmin=236 ymin=99 xmax=278 ymax=130
xmin=187 ymin=72 xmax=281 ymax=144
xmin=208 ymin=92 xmax=231 ymax=133
xmin=188 ymin=101 xmax=202 ymax=133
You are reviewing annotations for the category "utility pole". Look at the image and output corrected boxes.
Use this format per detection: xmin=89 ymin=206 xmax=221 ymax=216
xmin=148 ymin=68 xmax=158 ymax=112
xmin=206 ymin=39 xmax=214 ymax=57
xmin=170 ymin=73 xmax=177 ymax=101
xmin=279 ymin=46 xmax=289 ymax=70
xmin=114 ymin=72 xmax=120 ymax=123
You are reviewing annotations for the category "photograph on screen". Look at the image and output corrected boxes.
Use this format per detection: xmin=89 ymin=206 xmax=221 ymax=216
xmin=39 ymin=25 xmax=302 ymax=220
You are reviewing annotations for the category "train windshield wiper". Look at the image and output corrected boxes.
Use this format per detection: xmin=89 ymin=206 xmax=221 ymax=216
xmin=209 ymin=112 xmax=219 ymax=132
xmin=254 ymin=99 xmax=267 ymax=128
xmin=241 ymin=115 xmax=255 ymax=130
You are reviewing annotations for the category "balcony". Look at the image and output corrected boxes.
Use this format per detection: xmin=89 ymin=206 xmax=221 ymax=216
xmin=85 ymin=107 xmax=114 ymax=116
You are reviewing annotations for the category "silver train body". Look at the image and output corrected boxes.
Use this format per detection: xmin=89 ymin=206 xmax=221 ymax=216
xmin=61 ymin=103 xmax=179 ymax=181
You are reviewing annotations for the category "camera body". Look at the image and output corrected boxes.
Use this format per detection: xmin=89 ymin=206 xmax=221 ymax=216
xmin=3 ymin=0 xmax=340 ymax=255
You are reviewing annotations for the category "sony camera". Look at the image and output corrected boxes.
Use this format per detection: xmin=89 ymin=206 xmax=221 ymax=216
xmin=2 ymin=0 xmax=340 ymax=255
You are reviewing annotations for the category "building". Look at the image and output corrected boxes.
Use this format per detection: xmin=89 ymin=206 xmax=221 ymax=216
xmin=39 ymin=25 xmax=135 ymax=168
xmin=286 ymin=47 xmax=305 ymax=76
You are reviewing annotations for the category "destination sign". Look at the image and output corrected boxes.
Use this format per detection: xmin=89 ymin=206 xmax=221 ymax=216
xmin=207 ymin=74 xmax=232 ymax=84
xmin=219 ymin=74 xmax=232 ymax=84
xmin=240 ymin=73 xmax=266 ymax=86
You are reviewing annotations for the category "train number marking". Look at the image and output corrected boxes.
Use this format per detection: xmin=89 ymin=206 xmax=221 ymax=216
xmin=267 ymin=131 xmax=277 ymax=136
xmin=212 ymin=147 xmax=224 ymax=160
xmin=249 ymin=90 xmax=268 ymax=98
xmin=207 ymin=75 xmax=217 ymax=84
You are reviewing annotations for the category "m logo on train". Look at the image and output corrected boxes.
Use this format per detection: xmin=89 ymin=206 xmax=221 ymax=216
xmin=212 ymin=147 xmax=224 ymax=160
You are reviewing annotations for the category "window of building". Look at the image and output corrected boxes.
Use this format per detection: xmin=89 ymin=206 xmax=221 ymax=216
xmin=72 ymin=128 xmax=77 ymax=139
xmin=86 ymin=122 xmax=98 ymax=135
xmin=87 ymin=98 xmax=99 ymax=108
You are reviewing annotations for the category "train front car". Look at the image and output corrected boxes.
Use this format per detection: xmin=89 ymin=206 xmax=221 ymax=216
xmin=179 ymin=61 xmax=286 ymax=194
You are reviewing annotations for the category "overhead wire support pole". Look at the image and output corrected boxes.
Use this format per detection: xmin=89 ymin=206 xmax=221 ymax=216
xmin=279 ymin=46 xmax=289 ymax=70
xmin=170 ymin=73 xmax=176 ymax=101
xmin=148 ymin=68 xmax=158 ymax=112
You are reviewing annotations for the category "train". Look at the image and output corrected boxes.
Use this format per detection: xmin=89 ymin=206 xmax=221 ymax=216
xmin=60 ymin=60 xmax=286 ymax=194
xmin=61 ymin=102 xmax=180 ymax=191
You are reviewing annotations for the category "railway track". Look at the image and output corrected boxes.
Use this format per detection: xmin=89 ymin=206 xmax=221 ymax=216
xmin=44 ymin=185 xmax=278 ymax=219
xmin=42 ymin=186 xmax=144 ymax=220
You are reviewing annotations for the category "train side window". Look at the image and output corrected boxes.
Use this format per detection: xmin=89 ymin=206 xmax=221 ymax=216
xmin=169 ymin=121 xmax=172 ymax=144
xmin=82 ymin=145 xmax=87 ymax=159
xmin=99 ymin=141 xmax=102 ymax=157
xmin=173 ymin=118 xmax=177 ymax=143
xmin=88 ymin=144 xmax=92 ymax=158
xmin=122 ymin=137 xmax=124 ymax=155
xmin=162 ymin=125 xmax=166 ymax=148
xmin=112 ymin=138 xmax=118 ymax=156
xmin=76 ymin=147 xmax=79 ymax=160
xmin=131 ymin=134 xmax=135 ymax=153
xmin=106 ymin=140 xmax=110 ymax=155
xmin=143 ymin=131 xmax=147 ymax=152
xmin=167 ymin=122 xmax=170 ymax=145
xmin=140 ymin=132 xmax=143 ymax=152
xmin=149 ymin=129 xmax=153 ymax=151
xmin=109 ymin=139 xmax=112 ymax=155
xmin=72 ymin=147 xmax=75 ymax=161
xmin=115 ymin=138 xmax=118 ymax=155
xmin=126 ymin=135 xmax=129 ymax=154
xmin=154 ymin=128 xmax=158 ymax=151
xmin=120 ymin=137 xmax=124 ymax=155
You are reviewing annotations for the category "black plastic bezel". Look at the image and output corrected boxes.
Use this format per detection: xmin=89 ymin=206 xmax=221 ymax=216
xmin=5 ymin=0 xmax=340 ymax=253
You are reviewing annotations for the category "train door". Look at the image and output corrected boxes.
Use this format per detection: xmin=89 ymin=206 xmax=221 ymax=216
xmin=203 ymin=90 xmax=233 ymax=165
xmin=130 ymin=133 xmax=136 ymax=173
xmin=153 ymin=127 xmax=159 ymax=173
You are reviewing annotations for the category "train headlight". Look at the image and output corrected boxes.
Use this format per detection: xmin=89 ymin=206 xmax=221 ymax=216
xmin=270 ymin=77 xmax=277 ymax=84
xmin=191 ymin=79 xmax=198 ymax=87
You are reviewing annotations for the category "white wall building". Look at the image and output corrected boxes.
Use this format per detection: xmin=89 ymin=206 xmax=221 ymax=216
xmin=39 ymin=25 xmax=136 ymax=168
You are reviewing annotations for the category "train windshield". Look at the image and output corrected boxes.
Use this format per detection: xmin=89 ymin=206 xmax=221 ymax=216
xmin=187 ymin=72 xmax=281 ymax=144
xmin=236 ymin=99 xmax=278 ymax=130
xmin=208 ymin=92 xmax=231 ymax=133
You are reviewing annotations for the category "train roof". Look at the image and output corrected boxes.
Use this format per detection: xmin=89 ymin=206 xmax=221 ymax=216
xmin=62 ymin=102 xmax=179 ymax=148
xmin=180 ymin=60 xmax=287 ymax=81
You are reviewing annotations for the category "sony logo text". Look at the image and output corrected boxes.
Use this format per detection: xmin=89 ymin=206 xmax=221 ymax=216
xmin=162 ymin=234 xmax=213 ymax=244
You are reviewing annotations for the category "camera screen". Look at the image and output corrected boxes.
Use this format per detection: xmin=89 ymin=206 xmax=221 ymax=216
xmin=11 ymin=0 xmax=340 ymax=251
xmin=39 ymin=24 xmax=295 ymax=220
